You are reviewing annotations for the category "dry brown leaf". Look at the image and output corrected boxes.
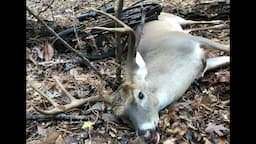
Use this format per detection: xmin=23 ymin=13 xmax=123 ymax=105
xmin=86 ymin=102 xmax=104 ymax=112
xmin=82 ymin=121 xmax=95 ymax=130
xmin=178 ymin=127 xmax=188 ymax=136
xmin=34 ymin=46 xmax=44 ymax=60
xmin=218 ymin=76 xmax=230 ymax=83
xmin=215 ymin=71 xmax=230 ymax=82
xmin=130 ymin=136 xmax=146 ymax=144
xmin=55 ymin=135 xmax=63 ymax=144
xmin=163 ymin=137 xmax=176 ymax=144
xmin=166 ymin=127 xmax=180 ymax=135
xmin=205 ymin=123 xmax=228 ymax=136
xmin=70 ymin=67 xmax=83 ymax=76
xmin=69 ymin=67 xmax=91 ymax=82
xmin=41 ymin=128 xmax=59 ymax=144
xmin=102 ymin=113 xmax=119 ymax=123
xmin=110 ymin=127 xmax=117 ymax=134
xmin=200 ymin=95 xmax=212 ymax=105
xmin=26 ymin=140 xmax=41 ymax=144
xmin=221 ymin=113 xmax=230 ymax=122
xmin=109 ymin=131 xmax=116 ymax=138
xmin=62 ymin=136 xmax=78 ymax=144
xmin=203 ymin=137 xmax=212 ymax=144
xmin=37 ymin=125 xmax=47 ymax=136
xmin=43 ymin=42 xmax=54 ymax=61
xmin=217 ymin=138 xmax=226 ymax=144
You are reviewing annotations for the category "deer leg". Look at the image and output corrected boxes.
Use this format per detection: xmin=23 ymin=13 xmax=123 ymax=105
xmin=184 ymin=24 xmax=229 ymax=33
xmin=197 ymin=56 xmax=229 ymax=78
xmin=206 ymin=56 xmax=230 ymax=71
xmin=180 ymin=19 xmax=224 ymax=25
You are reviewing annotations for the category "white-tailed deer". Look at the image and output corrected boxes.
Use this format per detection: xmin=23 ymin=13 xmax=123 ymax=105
xmin=30 ymin=8 xmax=230 ymax=143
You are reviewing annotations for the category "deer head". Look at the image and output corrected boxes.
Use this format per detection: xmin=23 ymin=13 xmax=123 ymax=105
xmin=111 ymin=51 xmax=159 ymax=135
xmin=91 ymin=8 xmax=160 ymax=136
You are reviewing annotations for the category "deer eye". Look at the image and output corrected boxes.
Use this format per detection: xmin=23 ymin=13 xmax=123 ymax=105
xmin=138 ymin=92 xmax=144 ymax=100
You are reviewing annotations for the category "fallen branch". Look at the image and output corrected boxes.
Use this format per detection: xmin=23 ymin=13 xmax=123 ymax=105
xmin=115 ymin=0 xmax=124 ymax=84
xmin=26 ymin=112 xmax=88 ymax=121
xmin=37 ymin=59 xmax=73 ymax=66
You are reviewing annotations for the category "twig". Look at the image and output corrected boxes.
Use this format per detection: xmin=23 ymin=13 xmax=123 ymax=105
xmin=115 ymin=0 xmax=124 ymax=84
xmin=26 ymin=6 xmax=103 ymax=80
xmin=71 ymin=3 xmax=82 ymax=50
xmin=37 ymin=59 xmax=73 ymax=66
xmin=200 ymin=103 xmax=213 ymax=112
xmin=128 ymin=0 xmax=146 ymax=7
xmin=56 ymin=127 xmax=73 ymax=134
xmin=97 ymin=0 xmax=115 ymax=9
xmin=38 ymin=0 xmax=55 ymax=16
xmin=26 ymin=112 xmax=89 ymax=121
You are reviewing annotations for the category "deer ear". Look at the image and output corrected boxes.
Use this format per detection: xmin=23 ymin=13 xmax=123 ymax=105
xmin=133 ymin=52 xmax=147 ymax=85
xmin=111 ymin=84 xmax=134 ymax=116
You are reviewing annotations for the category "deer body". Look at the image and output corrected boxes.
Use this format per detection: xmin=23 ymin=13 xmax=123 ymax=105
xmin=138 ymin=31 xmax=204 ymax=110
xmin=114 ymin=12 xmax=230 ymax=134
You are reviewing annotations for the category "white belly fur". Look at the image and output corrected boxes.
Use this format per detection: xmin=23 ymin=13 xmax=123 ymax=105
xmin=155 ymin=45 xmax=203 ymax=110
xmin=137 ymin=19 xmax=205 ymax=111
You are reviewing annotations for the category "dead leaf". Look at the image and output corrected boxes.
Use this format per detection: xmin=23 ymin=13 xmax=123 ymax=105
xmin=55 ymin=135 xmax=63 ymax=144
xmin=70 ymin=67 xmax=83 ymax=76
xmin=62 ymin=136 xmax=78 ymax=144
xmin=163 ymin=137 xmax=176 ymax=144
xmin=86 ymin=102 xmax=104 ymax=112
xmin=70 ymin=67 xmax=90 ymax=81
xmin=109 ymin=131 xmax=116 ymax=138
xmin=200 ymin=95 xmax=212 ymax=105
xmin=26 ymin=140 xmax=41 ymax=144
xmin=215 ymin=71 xmax=230 ymax=82
xmin=205 ymin=123 xmax=228 ymax=136
xmin=41 ymin=128 xmax=59 ymax=144
xmin=82 ymin=121 xmax=95 ymax=130
xmin=203 ymin=137 xmax=212 ymax=144
xmin=221 ymin=113 xmax=230 ymax=122
xmin=43 ymin=42 xmax=54 ymax=61
xmin=217 ymin=138 xmax=226 ymax=144
xmin=178 ymin=127 xmax=188 ymax=136
xmin=218 ymin=76 xmax=230 ymax=82
xmin=160 ymin=115 xmax=171 ymax=129
xmin=130 ymin=136 xmax=146 ymax=144
xmin=34 ymin=46 xmax=44 ymax=60
xmin=37 ymin=125 xmax=47 ymax=136
xmin=102 ymin=113 xmax=119 ymax=123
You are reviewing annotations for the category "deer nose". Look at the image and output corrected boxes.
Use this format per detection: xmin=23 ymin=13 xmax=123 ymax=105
xmin=143 ymin=130 xmax=160 ymax=144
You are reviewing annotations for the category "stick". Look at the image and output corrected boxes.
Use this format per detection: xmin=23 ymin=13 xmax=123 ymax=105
xmin=26 ymin=112 xmax=89 ymax=121
xmin=115 ymin=0 xmax=124 ymax=84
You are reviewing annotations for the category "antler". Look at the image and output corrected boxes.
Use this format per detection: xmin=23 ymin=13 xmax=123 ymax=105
xmin=30 ymin=77 xmax=112 ymax=115
xmin=88 ymin=8 xmax=137 ymax=78
xmin=30 ymin=8 xmax=137 ymax=115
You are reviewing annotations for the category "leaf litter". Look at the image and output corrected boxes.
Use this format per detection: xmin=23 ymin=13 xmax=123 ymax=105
xmin=26 ymin=0 xmax=230 ymax=143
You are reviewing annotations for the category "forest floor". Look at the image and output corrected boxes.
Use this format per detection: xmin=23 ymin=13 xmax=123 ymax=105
xmin=26 ymin=0 xmax=230 ymax=143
